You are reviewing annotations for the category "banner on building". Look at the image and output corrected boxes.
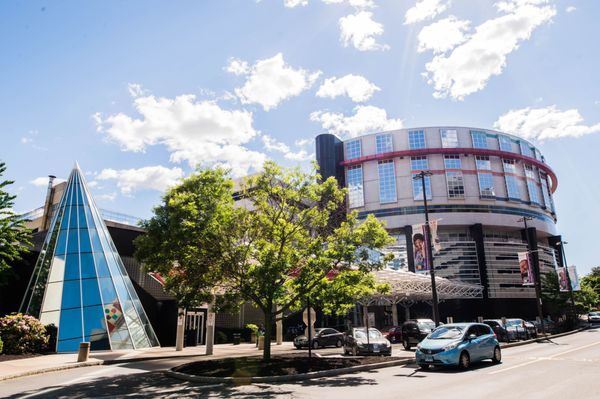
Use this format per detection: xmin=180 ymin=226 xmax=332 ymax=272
xmin=518 ymin=251 xmax=534 ymax=286
xmin=557 ymin=267 xmax=570 ymax=292
xmin=412 ymin=224 xmax=429 ymax=273
xmin=429 ymin=219 xmax=442 ymax=254
xmin=568 ymin=265 xmax=581 ymax=291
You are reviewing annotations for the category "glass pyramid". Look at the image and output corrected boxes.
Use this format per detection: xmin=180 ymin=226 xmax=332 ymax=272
xmin=20 ymin=164 xmax=160 ymax=352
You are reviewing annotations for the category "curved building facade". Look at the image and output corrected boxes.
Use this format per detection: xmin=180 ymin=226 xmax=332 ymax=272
xmin=316 ymin=127 xmax=566 ymax=319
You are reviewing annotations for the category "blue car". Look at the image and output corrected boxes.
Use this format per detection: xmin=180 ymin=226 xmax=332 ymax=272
xmin=415 ymin=323 xmax=501 ymax=370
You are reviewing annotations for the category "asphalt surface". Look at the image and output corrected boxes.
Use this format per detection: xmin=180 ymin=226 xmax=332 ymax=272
xmin=1 ymin=328 xmax=599 ymax=398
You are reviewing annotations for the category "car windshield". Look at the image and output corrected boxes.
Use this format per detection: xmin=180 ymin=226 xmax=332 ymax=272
xmin=354 ymin=329 xmax=382 ymax=339
xmin=428 ymin=326 xmax=464 ymax=339
xmin=418 ymin=322 xmax=435 ymax=330
xmin=505 ymin=320 xmax=522 ymax=327
xmin=590 ymin=312 xmax=600 ymax=316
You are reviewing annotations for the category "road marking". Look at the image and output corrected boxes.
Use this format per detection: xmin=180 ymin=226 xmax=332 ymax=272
xmin=489 ymin=339 xmax=600 ymax=375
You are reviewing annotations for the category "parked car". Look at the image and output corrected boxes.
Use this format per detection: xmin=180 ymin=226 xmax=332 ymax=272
xmin=530 ymin=319 xmax=558 ymax=335
xmin=415 ymin=323 xmax=501 ymax=370
xmin=504 ymin=318 xmax=531 ymax=340
xmin=588 ymin=312 xmax=600 ymax=324
xmin=483 ymin=319 xmax=509 ymax=342
xmin=293 ymin=328 xmax=344 ymax=349
xmin=343 ymin=327 xmax=392 ymax=356
xmin=401 ymin=319 xmax=436 ymax=350
xmin=383 ymin=326 xmax=402 ymax=343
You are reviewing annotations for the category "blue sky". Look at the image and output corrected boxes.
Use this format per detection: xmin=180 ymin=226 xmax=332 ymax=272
xmin=1 ymin=0 xmax=599 ymax=275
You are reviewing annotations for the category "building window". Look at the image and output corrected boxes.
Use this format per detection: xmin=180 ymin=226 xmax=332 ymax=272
xmin=410 ymin=156 xmax=428 ymax=171
xmin=502 ymin=159 xmax=517 ymax=174
xmin=346 ymin=139 xmax=361 ymax=160
xmin=376 ymin=134 xmax=393 ymax=154
xmin=478 ymin=172 xmax=495 ymax=197
xmin=475 ymin=155 xmax=491 ymax=170
xmin=444 ymin=155 xmax=461 ymax=169
xmin=499 ymin=135 xmax=513 ymax=152
xmin=446 ymin=171 xmax=465 ymax=198
xmin=527 ymin=181 xmax=541 ymax=205
xmin=471 ymin=130 xmax=488 ymax=149
xmin=440 ymin=129 xmax=459 ymax=148
xmin=504 ymin=175 xmax=520 ymax=200
xmin=540 ymin=172 xmax=555 ymax=213
xmin=347 ymin=165 xmax=364 ymax=208
xmin=524 ymin=164 xmax=535 ymax=179
xmin=378 ymin=160 xmax=397 ymax=203
xmin=520 ymin=141 xmax=534 ymax=158
xmin=412 ymin=174 xmax=432 ymax=201
xmin=408 ymin=130 xmax=426 ymax=150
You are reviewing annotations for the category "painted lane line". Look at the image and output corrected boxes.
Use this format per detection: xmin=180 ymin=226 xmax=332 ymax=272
xmin=488 ymin=358 xmax=543 ymax=375
xmin=548 ymin=340 xmax=600 ymax=359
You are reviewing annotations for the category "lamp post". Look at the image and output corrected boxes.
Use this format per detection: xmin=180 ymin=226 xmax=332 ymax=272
xmin=518 ymin=216 xmax=545 ymax=336
xmin=555 ymin=241 xmax=576 ymax=307
xmin=413 ymin=171 xmax=440 ymax=326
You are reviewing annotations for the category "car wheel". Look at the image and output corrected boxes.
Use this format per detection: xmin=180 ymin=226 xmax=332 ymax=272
xmin=458 ymin=351 xmax=470 ymax=370
xmin=492 ymin=346 xmax=502 ymax=364
xmin=403 ymin=339 xmax=411 ymax=350
xmin=419 ymin=364 xmax=430 ymax=370
xmin=335 ymin=339 xmax=342 ymax=348
xmin=352 ymin=347 xmax=358 ymax=356
xmin=312 ymin=341 xmax=319 ymax=349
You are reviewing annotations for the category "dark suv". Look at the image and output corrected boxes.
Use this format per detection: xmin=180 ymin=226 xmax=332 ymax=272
xmin=483 ymin=319 xmax=509 ymax=342
xmin=401 ymin=319 xmax=436 ymax=350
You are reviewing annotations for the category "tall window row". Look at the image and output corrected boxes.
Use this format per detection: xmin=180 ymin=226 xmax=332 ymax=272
xmin=347 ymin=165 xmax=364 ymax=208
xmin=377 ymin=160 xmax=397 ymax=203
xmin=411 ymin=156 xmax=432 ymax=200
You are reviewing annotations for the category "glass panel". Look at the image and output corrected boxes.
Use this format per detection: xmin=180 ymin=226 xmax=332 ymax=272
xmin=505 ymin=175 xmax=520 ymax=199
xmin=347 ymin=165 xmax=364 ymax=208
xmin=69 ymin=203 xmax=79 ymax=229
xmin=471 ymin=130 xmax=488 ymax=149
xmin=499 ymin=135 xmax=513 ymax=152
xmin=58 ymin=307 xmax=82 ymax=343
xmin=61 ymin=280 xmax=81 ymax=309
xmin=378 ymin=160 xmax=397 ymax=203
xmin=376 ymin=134 xmax=393 ymax=154
xmin=94 ymin=252 xmax=111 ymax=278
xmin=412 ymin=174 xmax=432 ymax=200
xmin=60 ymin=206 xmax=71 ymax=230
xmin=99 ymin=278 xmax=119 ymax=304
xmin=410 ymin=156 xmax=428 ymax=170
xmin=444 ymin=155 xmax=461 ymax=169
xmin=478 ymin=172 xmax=495 ymax=196
xmin=48 ymin=255 xmax=66 ymax=283
xmin=42 ymin=282 xmax=63 ymax=312
xmin=83 ymin=305 xmax=109 ymax=347
xmin=78 ymin=206 xmax=88 ymax=229
xmin=446 ymin=172 xmax=465 ymax=198
xmin=346 ymin=140 xmax=361 ymax=159
xmin=57 ymin=337 xmax=83 ymax=352
xmin=408 ymin=130 xmax=426 ymax=149
xmin=75 ymin=183 xmax=84 ymax=205
xmin=67 ymin=229 xmax=79 ymax=254
xmin=55 ymin=230 xmax=67 ymax=255
xmin=79 ymin=228 xmax=92 ymax=253
xmin=40 ymin=310 xmax=60 ymax=326
xmin=475 ymin=156 xmax=491 ymax=170
xmin=109 ymin=327 xmax=134 ymax=350
xmin=441 ymin=129 xmax=458 ymax=148
xmin=82 ymin=279 xmax=102 ymax=306
xmin=64 ymin=254 xmax=80 ymax=281
xmin=80 ymin=253 xmax=97 ymax=279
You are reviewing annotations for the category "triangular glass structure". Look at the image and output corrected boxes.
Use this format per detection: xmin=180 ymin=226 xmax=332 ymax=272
xmin=21 ymin=164 xmax=160 ymax=352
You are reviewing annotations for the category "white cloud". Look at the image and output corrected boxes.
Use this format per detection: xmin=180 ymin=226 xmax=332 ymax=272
xmin=565 ymin=6 xmax=576 ymax=13
xmin=21 ymin=137 xmax=33 ymax=144
xmin=295 ymin=138 xmax=314 ymax=147
xmin=94 ymin=89 xmax=266 ymax=177
xmin=97 ymin=192 xmax=117 ymax=202
xmin=322 ymin=0 xmax=374 ymax=7
xmin=96 ymin=166 xmax=184 ymax=195
xmin=262 ymin=135 xmax=314 ymax=162
xmin=310 ymin=105 xmax=402 ymax=139
xmin=404 ymin=0 xmax=450 ymax=25
xmin=316 ymin=74 xmax=380 ymax=102
xmin=423 ymin=0 xmax=556 ymax=100
xmin=494 ymin=105 xmax=600 ymax=141
xmin=284 ymin=0 xmax=308 ymax=7
xmin=127 ymin=83 xmax=146 ymax=98
xmin=225 ymin=58 xmax=249 ymax=75
xmin=30 ymin=177 xmax=66 ymax=187
xmin=339 ymin=11 xmax=389 ymax=51
xmin=232 ymin=53 xmax=321 ymax=111
xmin=417 ymin=16 xmax=470 ymax=54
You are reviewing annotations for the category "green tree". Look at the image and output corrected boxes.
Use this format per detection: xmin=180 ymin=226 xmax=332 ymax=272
xmin=135 ymin=161 xmax=394 ymax=361
xmin=541 ymin=270 xmax=571 ymax=318
xmin=581 ymin=266 xmax=600 ymax=298
xmin=0 ymin=162 xmax=32 ymax=286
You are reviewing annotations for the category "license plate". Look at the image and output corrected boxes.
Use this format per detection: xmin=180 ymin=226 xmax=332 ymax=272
xmin=425 ymin=355 xmax=434 ymax=362
xmin=373 ymin=347 xmax=380 ymax=353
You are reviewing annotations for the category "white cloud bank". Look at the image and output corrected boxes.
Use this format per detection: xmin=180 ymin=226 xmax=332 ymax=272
xmin=494 ymin=105 xmax=600 ymax=141
xmin=230 ymin=53 xmax=321 ymax=111
xmin=339 ymin=11 xmax=389 ymax=51
xmin=262 ymin=135 xmax=314 ymax=161
xmin=404 ymin=0 xmax=450 ymax=25
xmin=417 ymin=16 xmax=470 ymax=54
xmin=422 ymin=0 xmax=556 ymax=100
xmin=94 ymin=89 xmax=266 ymax=177
xmin=316 ymin=74 xmax=380 ymax=102
xmin=30 ymin=177 xmax=66 ymax=187
xmin=96 ymin=166 xmax=184 ymax=195
xmin=310 ymin=105 xmax=402 ymax=139
xmin=284 ymin=0 xmax=308 ymax=7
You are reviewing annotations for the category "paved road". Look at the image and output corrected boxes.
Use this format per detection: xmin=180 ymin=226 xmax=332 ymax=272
xmin=2 ymin=328 xmax=599 ymax=398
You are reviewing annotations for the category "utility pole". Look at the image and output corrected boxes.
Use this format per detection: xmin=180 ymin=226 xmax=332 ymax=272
xmin=413 ymin=171 xmax=440 ymax=326
xmin=518 ymin=216 xmax=545 ymax=336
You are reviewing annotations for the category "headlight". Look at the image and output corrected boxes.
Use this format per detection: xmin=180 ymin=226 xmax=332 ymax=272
xmin=416 ymin=343 xmax=422 ymax=350
xmin=443 ymin=342 xmax=460 ymax=351
xmin=385 ymin=341 xmax=391 ymax=347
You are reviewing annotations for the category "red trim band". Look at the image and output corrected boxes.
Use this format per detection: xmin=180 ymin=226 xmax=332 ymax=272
xmin=340 ymin=147 xmax=558 ymax=193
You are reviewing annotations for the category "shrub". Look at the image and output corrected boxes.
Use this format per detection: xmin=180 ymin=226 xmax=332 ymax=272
xmin=0 ymin=336 xmax=3 ymax=354
xmin=244 ymin=323 xmax=259 ymax=334
xmin=215 ymin=331 xmax=228 ymax=344
xmin=0 ymin=313 xmax=49 ymax=355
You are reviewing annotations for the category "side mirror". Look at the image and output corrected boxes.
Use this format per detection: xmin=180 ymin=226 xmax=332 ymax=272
xmin=468 ymin=334 xmax=477 ymax=341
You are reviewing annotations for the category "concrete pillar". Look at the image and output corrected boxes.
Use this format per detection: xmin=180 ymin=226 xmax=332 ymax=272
xmin=404 ymin=305 xmax=410 ymax=321
xmin=175 ymin=308 xmax=185 ymax=351
xmin=205 ymin=302 xmax=216 ymax=355
xmin=391 ymin=304 xmax=398 ymax=326
xmin=276 ymin=305 xmax=283 ymax=345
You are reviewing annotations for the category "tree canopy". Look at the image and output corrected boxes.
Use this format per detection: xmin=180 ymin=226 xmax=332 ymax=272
xmin=135 ymin=161 xmax=394 ymax=360
xmin=0 ymin=161 xmax=32 ymax=286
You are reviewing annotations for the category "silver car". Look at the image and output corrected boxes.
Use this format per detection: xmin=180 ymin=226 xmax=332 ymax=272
xmin=343 ymin=327 xmax=392 ymax=356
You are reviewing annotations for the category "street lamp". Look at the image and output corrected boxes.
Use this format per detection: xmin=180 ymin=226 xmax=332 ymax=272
xmin=517 ymin=216 xmax=545 ymax=336
xmin=555 ymin=241 xmax=576 ymax=307
xmin=413 ymin=171 xmax=440 ymax=326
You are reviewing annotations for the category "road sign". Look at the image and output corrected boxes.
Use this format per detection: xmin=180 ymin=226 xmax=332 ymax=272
xmin=303 ymin=307 xmax=316 ymax=325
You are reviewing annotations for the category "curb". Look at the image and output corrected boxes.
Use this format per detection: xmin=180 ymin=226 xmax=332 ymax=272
xmin=500 ymin=326 xmax=589 ymax=349
xmin=166 ymin=357 xmax=415 ymax=384
xmin=0 ymin=359 xmax=103 ymax=382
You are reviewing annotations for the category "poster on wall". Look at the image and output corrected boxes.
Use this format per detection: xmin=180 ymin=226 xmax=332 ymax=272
xmin=557 ymin=267 xmax=570 ymax=292
xmin=412 ymin=224 xmax=429 ymax=273
xmin=518 ymin=251 xmax=534 ymax=286
xmin=429 ymin=219 xmax=442 ymax=254
xmin=568 ymin=265 xmax=581 ymax=291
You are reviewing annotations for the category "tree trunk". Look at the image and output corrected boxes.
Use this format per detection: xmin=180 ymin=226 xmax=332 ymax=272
xmin=262 ymin=309 xmax=272 ymax=361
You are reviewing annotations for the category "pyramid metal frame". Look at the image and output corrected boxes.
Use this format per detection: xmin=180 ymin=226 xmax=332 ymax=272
xmin=20 ymin=164 xmax=160 ymax=352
